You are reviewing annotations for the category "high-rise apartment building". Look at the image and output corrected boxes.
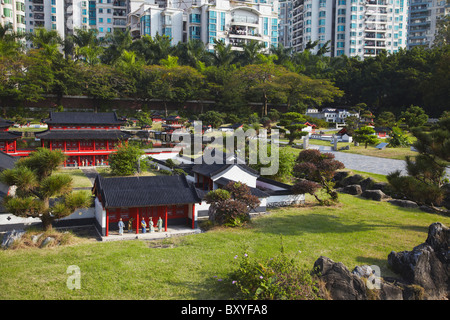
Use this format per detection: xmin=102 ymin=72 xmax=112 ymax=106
xmin=286 ymin=0 xmax=409 ymax=59
xmin=184 ymin=0 xmax=279 ymax=52
xmin=128 ymin=0 xmax=184 ymax=44
xmin=1 ymin=0 xmax=26 ymax=34
xmin=335 ymin=0 xmax=409 ymax=58
xmin=291 ymin=0 xmax=304 ymax=52
xmin=24 ymin=0 xmax=130 ymax=43
xmin=278 ymin=0 xmax=294 ymax=48
xmin=128 ymin=0 xmax=279 ymax=51
xmin=408 ymin=0 xmax=449 ymax=48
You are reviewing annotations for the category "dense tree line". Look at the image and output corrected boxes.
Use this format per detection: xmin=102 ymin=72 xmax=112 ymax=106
xmin=1 ymin=25 xmax=449 ymax=120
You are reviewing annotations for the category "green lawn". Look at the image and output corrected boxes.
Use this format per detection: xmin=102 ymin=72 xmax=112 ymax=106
xmin=53 ymin=169 xmax=93 ymax=188
xmin=1 ymin=194 xmax=449 ymax=300
xmin=281 ymin=140 xmax=417 ymax=161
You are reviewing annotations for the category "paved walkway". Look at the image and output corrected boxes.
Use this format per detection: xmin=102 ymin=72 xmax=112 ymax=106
xmin=308 ymin=144 xmax=450 ymax=177
xmin=101 ymin=225 xmax=203 ymax=242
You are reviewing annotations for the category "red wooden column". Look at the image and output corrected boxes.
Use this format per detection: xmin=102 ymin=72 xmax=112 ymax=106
xmin=135 ymin=208 xmax=139 ymax=234
xmin=192 ymin=203 xmax=195 ymax=229
xmin=165 ymin=206 xmax=168 ymax=232
xmin=13 ymin=141 xmax=16 ymax=153
xmin=106 ymin=210 xmax=109 ymax=237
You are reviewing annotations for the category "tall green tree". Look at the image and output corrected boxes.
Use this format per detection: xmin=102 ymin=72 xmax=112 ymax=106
xmin=100 ymin=29 xmax=132 ymax=65
xmin=400 ymin=105 xmax=429 ymax=129
xmin=234 ymin=62 xmax=286 ymax=117
xmin=387 ymin=113 xmax=450 ymax=208
xmin=109 ymin=142 xmax=148 ymax=176
xmin=0 ymin=148 xmax=92 ymax=231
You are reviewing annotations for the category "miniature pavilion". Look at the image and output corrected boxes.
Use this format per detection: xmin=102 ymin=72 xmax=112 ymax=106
xmin=92 ymin=174 xmax=202 ymax=237
xmin=0 ymin=118 xmax=22 ymax=155
xmin=35 ymin=112 xmax=132 ymax=167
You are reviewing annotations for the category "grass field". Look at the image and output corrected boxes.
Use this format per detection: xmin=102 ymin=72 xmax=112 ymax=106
xmin=1 ymin=193 xmax=449 ymax=300
xmin=53 ymin=169 xmax=93 ymax=188
xmin=280 ymin=137 xmax=417 ymax=161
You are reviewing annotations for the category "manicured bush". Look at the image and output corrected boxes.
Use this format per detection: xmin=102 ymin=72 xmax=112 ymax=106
xmin=227 ymin=250 xmax=320 ymax=300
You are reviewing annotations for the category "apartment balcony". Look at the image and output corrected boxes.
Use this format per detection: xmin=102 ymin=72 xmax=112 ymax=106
xmin=32 ymin=0 xmax=43 ymax=3
xmin=113 ymin=1 xmax=127 ymax=7
xmin=113 ymin=19 xmax=127 ymax=26
xmin=230 ymin=16 xmax=259 ymax=26
xmin=367 ymin=0 xmax=387 ymax=5
xmin=33 ymin=5 xmax=44 ymax=12
xmin=34 ymin=13 xmax=44 ymax=20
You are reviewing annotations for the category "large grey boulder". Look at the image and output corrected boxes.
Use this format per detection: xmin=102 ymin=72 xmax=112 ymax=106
xmin=387 ymin=199 xmax=419 ymax=209
xmin=1 ymin=229 xmax=25 ymax=249
xmin=359 ymin=177 xmax=375 ymax=191
xmin=361 ymin=189 xmax=389 ymax=201
xmin=333 ymin=171 xmax=350 ymax=186
xmin=313 ymin=256 xmax=368 ymax=300
xmin=340 ymin=174 xmax=365 ymax=187
xmin=342 ymin=184 xmax=362 ymax=195
xmin=388 ymin=222 xmax=449 ymax=299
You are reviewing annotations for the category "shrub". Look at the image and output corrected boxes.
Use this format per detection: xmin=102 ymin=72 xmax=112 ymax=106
xmin=227 ymin=251 xmax=320 ymax=300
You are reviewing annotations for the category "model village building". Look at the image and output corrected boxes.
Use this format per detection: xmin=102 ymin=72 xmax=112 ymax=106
xmin=35 ymin=112 xmax=133 ymax=167
xmin=0 ymin=118 xmax=23 ymax=156
xmin=0 ymin=111 xmax=305 ymax=236
xmin=92 ymin=159 xmax=304 ymax=237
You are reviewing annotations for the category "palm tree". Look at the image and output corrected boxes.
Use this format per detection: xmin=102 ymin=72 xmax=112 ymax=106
xmin=101 ymin=29 xmax=132 ymax=65
xmin=176 ymin=39 xmax=210 ymax=68
xmin=238 ymin=40 xmax=266 ymax=66
xmin=130 ymin=33 xmax=173 ymax=65
xmin=210 ymin=39 xmax=235 ymax=67
xmin=0 ymin=24 xmax=24 ymax=55
xmin=270 ymin=43 xmax=292 ymax=66
xmin=26 ymin=28 xmax=62 ymax=58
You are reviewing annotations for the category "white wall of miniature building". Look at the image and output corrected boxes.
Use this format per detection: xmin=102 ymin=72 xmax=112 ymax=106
xmin=95 ymin=197 xmax=106 ymax=230
xmin=212 ymin=166 xmax=257 ymax=188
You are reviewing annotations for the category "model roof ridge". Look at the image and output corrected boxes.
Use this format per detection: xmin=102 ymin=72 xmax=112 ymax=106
xmin=42 ymin=111 xmax=126 ymax=125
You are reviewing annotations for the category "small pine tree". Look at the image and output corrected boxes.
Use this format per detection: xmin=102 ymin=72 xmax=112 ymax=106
xmin=353 ymin=126 xmax=379 ymax=149
xmin=0 ymin=148 xmax=92 ymax=231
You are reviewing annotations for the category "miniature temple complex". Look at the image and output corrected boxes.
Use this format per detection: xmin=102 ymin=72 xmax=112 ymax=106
xmin=35 ymin=112 xmax=132 ymax=167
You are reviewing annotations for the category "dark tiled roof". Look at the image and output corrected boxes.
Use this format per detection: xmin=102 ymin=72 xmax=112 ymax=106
xmin=35 ymin=130 xmax=133 ymax=140
xmin=0 ymin=151 xmax=18 ymax=171
xmin=0 ymin=131 xmax=22 ymax=141
xmin=0 ymin=119 xmax=14 ymax=128
xmin=43 ymin=112 xmax=126 ymax=125
xmin=93 ymin=174 xmax=202 ymax=208
xmin=191 ymin=163 xmax=259 ymax=178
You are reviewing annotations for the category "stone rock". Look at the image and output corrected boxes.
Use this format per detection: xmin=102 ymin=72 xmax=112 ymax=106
xmin=387 ymin=199 xmax=419 ymax=209
xmin=378 ymin=281 xmax=404 ymax=300
xmin=1 ymin=229 xmax=25 ymax=249
xmin=361 ymin=189 xmax=389 ymax=201
xmin=420 ymin=205 xmax=436 ymax=213
xmin=333 ymin=171 xmax=350 ymax=185
xmin=372 ymin=182 xmax=389 ymax=192
xmin=359 ymin=177 xmax=375 ymax=191
xmin=387 ymin=222 xmax=449 ymax=299
xmin=342 ymin=184 xmax=362 ymax=195
xmin=40 ymin=237 xmax=55 ymax=248
xmin=31 ymin=233 xmax=44 ymax=244
xmin=340 ymin=174 xmax=365 ymax=187
xmin=313 ymin=256 xmax=368 ymax=300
